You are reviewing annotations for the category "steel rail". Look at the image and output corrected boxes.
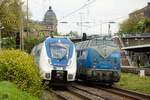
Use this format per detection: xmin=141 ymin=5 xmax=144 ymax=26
xmin=75 ymin=81 xmax=150 ymax=100
xmin=101 ymin=87 xmax=150 ymax=100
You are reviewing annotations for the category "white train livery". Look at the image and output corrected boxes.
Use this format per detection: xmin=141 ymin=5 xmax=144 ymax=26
xmin=32 ymin=37 xmax=77 ymax=84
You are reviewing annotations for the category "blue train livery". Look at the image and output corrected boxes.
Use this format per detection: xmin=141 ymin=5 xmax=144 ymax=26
xmin=76 ymin=36 xmax=121 ymax=85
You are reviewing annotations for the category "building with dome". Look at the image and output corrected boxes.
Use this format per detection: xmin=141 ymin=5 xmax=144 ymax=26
xmin=43 ymin=6 xmax=57 ymax=33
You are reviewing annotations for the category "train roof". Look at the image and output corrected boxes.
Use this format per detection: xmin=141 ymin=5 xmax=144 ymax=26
xmin=75 ymin=36 xmax=118 ymax=50
xmin=45 ymin=37 xmax=73 ymax=44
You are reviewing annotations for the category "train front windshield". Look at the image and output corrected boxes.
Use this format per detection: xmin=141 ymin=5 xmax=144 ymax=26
xmin=49 ymin=43 xmax=69 ymax=60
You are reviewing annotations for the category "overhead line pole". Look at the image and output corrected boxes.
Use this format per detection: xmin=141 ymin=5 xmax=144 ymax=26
xmin=0 ymin=22 xmax=4 ymax=50
xmin=27 ymin=0 xmax=29 ymax=36
xmin=0 ymin=27 xmax=1 ymax=50
xmin=80 ymin=13 xmax=83 ymax=35
xmin=20 ymin=2 xmax=24 ymax=50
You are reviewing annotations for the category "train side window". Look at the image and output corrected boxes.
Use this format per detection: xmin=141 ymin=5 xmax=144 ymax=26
xmin=36 ymin=49 xmax=41 ymax=57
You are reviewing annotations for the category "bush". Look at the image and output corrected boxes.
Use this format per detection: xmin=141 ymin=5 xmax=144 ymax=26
xmin=0 ymin=49 xmax=42 ymax=97
xmin=2 ymin=37 xmax=16 ymax=49
xmin=24 ymin=36 xmax=44 ymax=53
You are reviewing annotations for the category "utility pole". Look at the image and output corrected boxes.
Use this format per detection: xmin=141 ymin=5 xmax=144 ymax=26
xmin=108 ymin=23 xmax=110 ymax=36
xmin=27 ymin=0 xmax=29 ymax=36
xmin=0 ymin=22 xmax=4 ymax=50
xmin=80 ymin=13 xmax=83 ymax=35
xmin=0 ymin=22 xmax=2 ymax=50
xmin=20 ymin=2 xmax=24 ymax=50
xmin=107 ymin=21 xmax=115 ymax=36
xmin=85 ymin=0 xmax=90 ymax=34
xmin=0 ymin=28 xmax=1 ymax=50
xmin=20 ymin=13 xmax=24 ymax=50
xmin=99 ymin=20 xmax=103 ymax=36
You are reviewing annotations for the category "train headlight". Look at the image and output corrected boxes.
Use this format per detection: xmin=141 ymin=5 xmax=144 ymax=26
xmin=68 ymin=74 xmax=73 ymax=79
xmin=48 ymin=59 xmax=52 ymax=65
xmin=45 ymin=73 xmax=50 ymax=79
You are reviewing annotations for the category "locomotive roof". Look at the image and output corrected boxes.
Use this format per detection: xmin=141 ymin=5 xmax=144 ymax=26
xmin=76 ymin=36 xmax=118 ymax=49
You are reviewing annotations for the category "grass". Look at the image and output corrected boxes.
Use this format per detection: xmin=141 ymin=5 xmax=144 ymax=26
xmin=115 ymin=73 xmax=150 ymax=94
xmin=0 ymin=81 xmax=38 ymax=100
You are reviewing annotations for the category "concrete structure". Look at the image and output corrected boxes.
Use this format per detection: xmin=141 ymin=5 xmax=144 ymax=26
xmin=117 ymin=2 xmax=150 ymax=67
xmin=121 ymin=35 xmax=150 ymax=47
xmin=121 ymin=35 xmax=150 ymax=68
xmin=32 ymin=6 xmax=58 ymax=37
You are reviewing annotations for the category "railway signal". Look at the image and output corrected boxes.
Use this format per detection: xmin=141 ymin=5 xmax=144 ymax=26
xmin=82 ymin=33 xmax=87 ymax=41
xmin=16 ymin=32 xmax=20 ymax=49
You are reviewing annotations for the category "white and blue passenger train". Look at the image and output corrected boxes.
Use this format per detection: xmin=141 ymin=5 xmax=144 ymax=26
xmin=32 ymin=37 xmax=77 ymax=84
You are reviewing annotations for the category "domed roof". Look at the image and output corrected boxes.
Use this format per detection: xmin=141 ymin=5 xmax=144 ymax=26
xmin=44 ymin=6 xmax=57 ymax=25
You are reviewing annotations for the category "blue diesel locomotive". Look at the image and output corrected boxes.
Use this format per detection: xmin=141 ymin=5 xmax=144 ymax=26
xmin=76 ymin=36 xmax=121 ymax=85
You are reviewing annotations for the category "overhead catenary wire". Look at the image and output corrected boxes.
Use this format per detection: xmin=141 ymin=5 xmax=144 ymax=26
xmin=86 ymin=15 xmax=128 ymax=28
xmin=59 ymin=0 xmax=96 ymax=21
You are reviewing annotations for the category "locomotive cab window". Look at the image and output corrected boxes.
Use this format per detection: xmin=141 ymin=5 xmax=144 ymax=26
xmin=49 ymin=43 xmax=69 ymax=60
xmin=79 ymin=50 xmax=87 ymax=60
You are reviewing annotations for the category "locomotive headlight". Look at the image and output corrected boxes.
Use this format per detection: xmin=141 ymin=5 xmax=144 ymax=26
xmin=48 ymin=59 xmax=52 ymax=65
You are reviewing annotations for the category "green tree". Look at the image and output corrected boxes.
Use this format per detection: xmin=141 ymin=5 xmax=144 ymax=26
xmin=24 ymin=35 xmax=44 ymax=53
xmin=143 ymin=18 xmax=150 ymax=33
xmin=68 ymin=31 xmax=78 ymax=37
xmin=119 ymin=16 xmax=150 ymax=36
xmin=0 ymin=0 xmax=24 ymax=36
xmin=119 ymin=17 xmax=139 ymax=35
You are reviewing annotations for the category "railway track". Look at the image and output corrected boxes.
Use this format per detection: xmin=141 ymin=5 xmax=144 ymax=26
xmin=45 ymin=82 xmax=150 ymax=100
xmin=50 ymin=86 xmax=106 ymax=100
xmin=51 ymin=89 xmax=84 ymax=100
xmin=74 ymin=82 xmax=150 ymax=100
xmin=98 ymin=86 xmax=150 ymax=100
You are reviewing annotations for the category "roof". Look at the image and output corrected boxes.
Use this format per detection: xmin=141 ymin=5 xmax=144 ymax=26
xmin=129 ymin=2 xmax=150 ymax=18
xmin=122 ymin=44 xmax=150 ymax=52
xmin=45 ymin=37 xmax=72 ymax=44
xmin=44 ymin=6 xmax=57 ymax=25
xmin=76 ymin=36 xmax=118 ymax=49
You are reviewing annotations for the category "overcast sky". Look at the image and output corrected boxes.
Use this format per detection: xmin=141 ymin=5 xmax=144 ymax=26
xmin=24 ymin=0 xmax=149 ymax=35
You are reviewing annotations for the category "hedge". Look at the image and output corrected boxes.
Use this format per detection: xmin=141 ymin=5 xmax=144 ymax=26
xmin=0 ymin=49 xmax=42 ymax=97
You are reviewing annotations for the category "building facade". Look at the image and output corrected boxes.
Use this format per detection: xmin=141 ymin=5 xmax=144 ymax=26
xmin=43 ymin=6 xmax=57 ymax=33
xmin=121 ymin=35 xmax=150 ymax=68
xmin=129 ymin=2 xmax=150 ymax=19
